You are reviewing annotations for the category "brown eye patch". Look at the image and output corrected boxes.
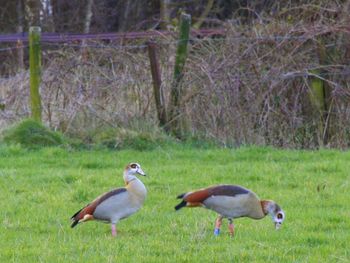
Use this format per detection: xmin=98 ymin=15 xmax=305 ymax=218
xmin=130 ymin=164 xmax=137 ymax=169
xmin=277 ymin=213 xmax=283 ymax=219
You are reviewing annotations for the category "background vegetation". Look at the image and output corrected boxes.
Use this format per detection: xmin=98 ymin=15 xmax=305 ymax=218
xmin=1 ymin=1 xmax=350 ymax=149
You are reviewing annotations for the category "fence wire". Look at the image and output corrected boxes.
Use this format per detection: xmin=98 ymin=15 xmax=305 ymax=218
xmin=0 ymin=33 xmax=325 ymax=54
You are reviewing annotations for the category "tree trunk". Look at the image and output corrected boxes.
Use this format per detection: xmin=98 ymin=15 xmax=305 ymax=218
xmin=17 ymin=0 xmax=24 ymax=28
xmin=193 ymin=0 xmax=214 ymax=29
xmin=83 ymin=0 xmax=93 ymax=33
xmin=81 ymin=0 xmax=93 ymax=61
xmin=160 ymin=0 xmax=171 ymax=30
xmin=24 ymin=0 xmax=41 ymax=26
xmin=42 ymin=0 xmax=55 ymax=32
xmin=16 ymin=0 xmax=25 ymax=71
xmin=119 ymin=0 xmax=132 ymax=32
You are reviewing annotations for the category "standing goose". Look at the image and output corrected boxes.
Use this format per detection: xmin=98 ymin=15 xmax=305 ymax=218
xmin=71 ymin=162 xmax=147 ymax=236
xmin=175 ymin=184 xmax=285 ymax=236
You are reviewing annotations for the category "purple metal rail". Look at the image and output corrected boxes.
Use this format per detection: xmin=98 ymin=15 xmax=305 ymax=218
xmin=0 ymin=29 xmax=226 ymax=43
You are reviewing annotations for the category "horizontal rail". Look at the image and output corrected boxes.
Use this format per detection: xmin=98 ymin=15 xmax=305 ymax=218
xmin=0 ymin=28 xmax=226 ymax=43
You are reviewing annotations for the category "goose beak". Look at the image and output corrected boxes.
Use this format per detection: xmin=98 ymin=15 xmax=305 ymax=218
xmin=137 ymin=168 xmax=146 ymax=176
xmin=275 ymin=222 xmax=282 ymax=230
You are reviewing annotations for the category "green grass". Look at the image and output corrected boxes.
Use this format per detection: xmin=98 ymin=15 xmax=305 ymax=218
xmin=2 ymin=119 xmax=64 ymax=149
xmin=0 ymin=145 xmax=349 ymax=262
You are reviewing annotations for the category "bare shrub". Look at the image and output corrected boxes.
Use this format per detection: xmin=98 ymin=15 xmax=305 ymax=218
xmin=183 ymin=21 xmax=350 ymax=148
xmin=1 ymin=4 xmax=350 ymax=148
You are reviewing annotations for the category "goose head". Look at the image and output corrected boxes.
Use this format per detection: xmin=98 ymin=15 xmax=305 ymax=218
xmin=262 ymin=200 xmax=285 ymax=230
xmin=123 ymin=163 xmax=146 ymax=184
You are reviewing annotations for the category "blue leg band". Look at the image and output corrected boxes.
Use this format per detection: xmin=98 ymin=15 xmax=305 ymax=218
xmin=214 ymin=228 xmax=220 ymax=236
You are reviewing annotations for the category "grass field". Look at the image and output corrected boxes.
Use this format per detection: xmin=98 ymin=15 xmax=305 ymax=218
xmin=0 ymin=145 xmax=349 ymax=262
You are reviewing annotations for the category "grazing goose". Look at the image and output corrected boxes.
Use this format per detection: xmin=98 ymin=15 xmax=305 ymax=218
xmin=71 ymin=163 xmax=147 ymax=236
xmin=175 ymin=184 xmax=285 ymax=236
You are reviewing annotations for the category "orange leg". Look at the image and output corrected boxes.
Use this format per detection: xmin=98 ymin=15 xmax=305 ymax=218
xmin=111 ymin=224 xmax=117 ymax=236
xmin=228 ymin=219 xmax=234 ymax=237
xmin=214 ymin=215 xmax=223 ymax=236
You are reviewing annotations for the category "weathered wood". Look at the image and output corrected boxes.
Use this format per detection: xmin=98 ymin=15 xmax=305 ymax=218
xmin=81 ymin=0 xmax=94 ymax=61
xmin=309 ymin=69 xmax=326 ymax=146
xmin=309 ymin=70 xmax=325 ymax=111
xmin=173 ymin=13 xmax=191 ymax=89
xmin=309 ymin=39 xmax=332 ymax=147
xmin=29 ymin=26 xmax=42 ymax=122
xmin=16 ymin=0 xmax=24 ymax=70
xmin=160 ymin=0 xmax=171 ymax=30
xmin=147 ymin=41 xmax=167 ymax=127
xmin=193 ymin=0 xmax=214 ymax=29
xmin=16 ymin=26 xmax=24 ymax=71
xmin=168 ymin=13 xmax=191 ymax=137
xmin=26 ymin=0 xmax=41 ymax=26
xmin=317 ymin=41 xmax=332 ymax=146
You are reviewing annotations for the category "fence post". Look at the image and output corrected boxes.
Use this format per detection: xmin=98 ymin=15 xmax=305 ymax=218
xmin=309 ymin=69 xmax=326 ymax=146
xmin=29 ymin=26 xmax=42 ymax=122
xmin=168 ymin=12 xmax=191 ymax=137
xmin=147 ymin=41 xmax=167 ymax=128
xmin=309 ymin=39 xmax=332 ymax=147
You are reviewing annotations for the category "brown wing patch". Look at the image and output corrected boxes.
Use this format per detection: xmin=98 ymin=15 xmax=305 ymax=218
xmin=72 ymin=188 xmax=127 ymax=221
xmin=184 ymin=189 xmax=211 ymax=203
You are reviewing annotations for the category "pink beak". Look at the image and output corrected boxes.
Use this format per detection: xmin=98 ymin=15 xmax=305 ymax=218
xmin=275 ymin=222 xmax=282 ymax=230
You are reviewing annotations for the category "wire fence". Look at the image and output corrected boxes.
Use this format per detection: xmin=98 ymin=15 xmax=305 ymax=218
xmin=0 ymin=26 xmax=340 ymax=53
xmin=0 ymin=28 xmax=225 ymax=42
xmin=0 ymin=36 xmax=322 ymax=54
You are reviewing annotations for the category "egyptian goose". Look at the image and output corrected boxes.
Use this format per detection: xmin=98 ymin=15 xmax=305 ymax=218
xmin=71 ymin=163 xmax=147 ymax=236
xmin=175 ymin=184 xmax=285 ymax=236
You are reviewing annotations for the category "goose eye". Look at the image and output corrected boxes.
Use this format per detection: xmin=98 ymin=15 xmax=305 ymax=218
xmin=130 ymin=164 xmax=137 ymax=169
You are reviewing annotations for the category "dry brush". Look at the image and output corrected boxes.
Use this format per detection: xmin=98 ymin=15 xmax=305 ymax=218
xmin=1 ymin=15 xmax=350 ymax=148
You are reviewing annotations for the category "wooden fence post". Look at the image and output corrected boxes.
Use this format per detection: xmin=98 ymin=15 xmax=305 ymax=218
xmin=309 ymin=69 xmax=326 ymax=146
xmin=147 ymin=41 xmax=167 ymax=128
xmin=29 ymin=26 xmax=42 ymax=122
xmin=309 ymin=40 xmax=331 ymax=147
xmin=168 ymin=12 xmax=191 ymax=137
